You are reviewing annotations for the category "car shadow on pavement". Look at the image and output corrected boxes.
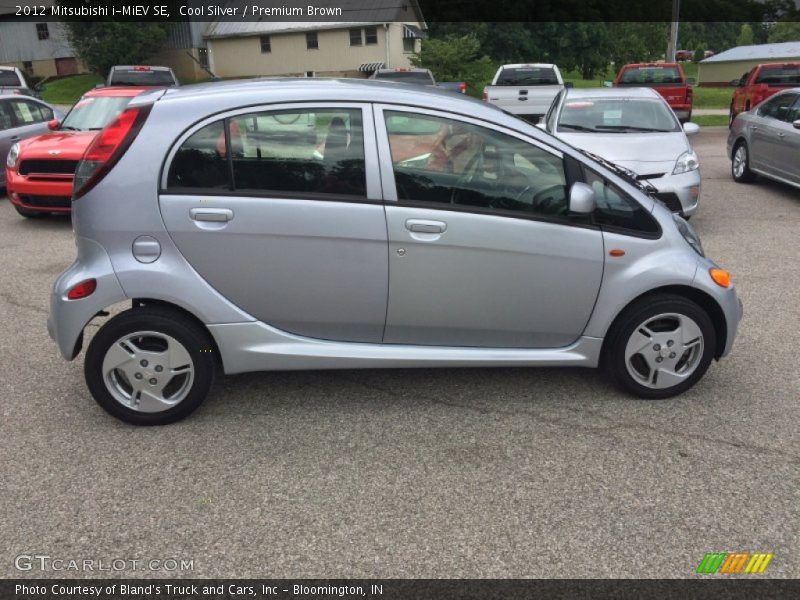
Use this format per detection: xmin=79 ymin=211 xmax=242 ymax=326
xmin=198 ymin=366 xmax=617 ymax=420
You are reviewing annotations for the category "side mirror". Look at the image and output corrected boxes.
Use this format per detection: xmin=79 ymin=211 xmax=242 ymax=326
xmin=683 ymin=122 xmax=700 ymax=136
xmin=47 ymin=119 xmax=59 ymax=130
xmin=564 ymin=81 xmax=574 ymax=88
xmin=730 ymin=79 xmax=740 ymax=87
xmin=686 ymin=77 xmax=697 ymax=85
xmin=793 ymin=120 xmax=800 ymax=130
xmin=602 ymin=80 xmax=613 ymax=88
xmin=569 ymin=182 xmax=596 ymax=215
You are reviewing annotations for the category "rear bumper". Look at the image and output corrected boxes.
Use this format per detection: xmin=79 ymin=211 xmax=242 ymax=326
xmin=49 ymin=237 xmax=127 ymax=360
xmin=672 ymin=106 xmax=692 ymax=121
xmin=5 ymin=168 xmax=72 ymax=212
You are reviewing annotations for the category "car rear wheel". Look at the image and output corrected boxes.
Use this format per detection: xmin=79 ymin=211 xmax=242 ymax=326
xmin=85 ymin=307 xmax=216 ymax=425
xmin=731 ymin=141 xmax=756 ymax=183
xmin=604 ymin=294 xmax=716 ymax=399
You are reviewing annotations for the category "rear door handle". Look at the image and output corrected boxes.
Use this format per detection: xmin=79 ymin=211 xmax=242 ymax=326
xmin=190 ymin=208 xmax=233 ymax=222
xmin=405 ymin=219 xmax=446 ymax=234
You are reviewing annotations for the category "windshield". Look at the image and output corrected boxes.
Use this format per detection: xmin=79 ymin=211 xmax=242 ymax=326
xmin=108 ymin=69 xmax=176 ymax=86
xmin=374 ymin=71 xmax=434 ymax=85
xmin=558 ymin=97 xmax=680 ymax=133
xmin=60 ymin=96 xmax=133 ymax=131
xmin=0 ymin=71 xmax=24 ymax=86
xmin=618 ymin=66 xmax=682 ymax=85
xmin=755 ymin=66 xmax=800 ymax=86
xmin=496 ymin=67 xmax=558 ymax=86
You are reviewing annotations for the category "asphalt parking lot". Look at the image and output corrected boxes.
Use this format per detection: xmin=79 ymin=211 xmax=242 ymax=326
xmin=1 ymin=127 xmax=798 ymax=579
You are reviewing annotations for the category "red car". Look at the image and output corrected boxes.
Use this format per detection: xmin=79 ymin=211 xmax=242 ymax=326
xmin=729 ymin=62 xmax=800 ymax=126
xmin=613 ymin=63 xmax=693 ymax=122
xmin=5 ymin=86 xmax=149 ymax=217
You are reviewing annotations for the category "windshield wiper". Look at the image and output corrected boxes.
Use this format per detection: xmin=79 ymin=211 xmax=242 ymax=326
xmin=595 ymin=125 xmax=673 ymax=133
xmin=59 ymin=126 xmax=81 ymax=131
xmin=559 ymin=124 xmax=597 ymax=132
xmin=579 ymin=149 xmax=659 ymax=195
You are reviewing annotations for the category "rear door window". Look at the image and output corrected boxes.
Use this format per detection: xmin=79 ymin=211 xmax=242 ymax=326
xmin=167 ymin=108 xmax=367 ymax=199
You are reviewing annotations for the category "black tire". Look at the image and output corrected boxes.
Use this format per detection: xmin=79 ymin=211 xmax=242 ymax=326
xmin=731 ymin=140 xmax=756 ymax=183
xmin=85 ymin=306 xmax=216 ymax=425
xmin=603 ymin=294 xmax=716 ymax=399
xmin=14 ymin=204 xmax=46 ymax=218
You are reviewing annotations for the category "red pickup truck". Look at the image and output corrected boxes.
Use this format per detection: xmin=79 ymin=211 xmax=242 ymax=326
xmin=729 ymin=62 xmax=800 ymax=126
xmin=613 ymin=63 xmax=693 ymax=122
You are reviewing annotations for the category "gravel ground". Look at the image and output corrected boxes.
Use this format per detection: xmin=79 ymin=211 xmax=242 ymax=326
xmin=0 ymin=127 xmax=797 ymax=579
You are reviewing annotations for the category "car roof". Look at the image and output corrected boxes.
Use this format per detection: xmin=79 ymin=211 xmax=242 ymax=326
xmin=622 ymin=63 xmax=680 ymax=68
xmin=157 ymin=77 xmax=496 ymax=111
xmin=0 ymin=93 xmax=46 ymax=102
xmin=499 ymin=63 xmax=557 ymax=69
xmin=85 ymin=86 xmax=153 ymax=98
xmin=110 ymin=65 xmax=173 ymax=71
xmin=373 ymin=68 xmax=431 ymax=73
xmin=755 ymin=62 xmax=800 ymax=68
xmin=564 ymin=87 xmax=661 ymax=99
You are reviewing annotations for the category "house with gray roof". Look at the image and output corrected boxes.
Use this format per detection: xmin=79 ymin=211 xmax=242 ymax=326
xmin=699 ymin=41 xmax=800 ymax=86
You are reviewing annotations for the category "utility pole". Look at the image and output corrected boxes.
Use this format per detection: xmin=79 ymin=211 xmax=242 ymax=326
xmin=667 ymin=0 xmax=681 ymax=62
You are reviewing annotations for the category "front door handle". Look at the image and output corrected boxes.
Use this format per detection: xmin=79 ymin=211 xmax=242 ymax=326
xmin=777 ymin=132 xmax=785 ymax=138
xmin=190 ymin=208 xmax=233 ymax=222
xmin=405 ymin=219 xmax=446 ymax=234
xmin=9 ymin=135 xmax=19 ymax=142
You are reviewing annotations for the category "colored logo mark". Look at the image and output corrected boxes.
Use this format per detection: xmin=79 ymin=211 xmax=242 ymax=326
xmin=696 ymin=552 xmax=773 ymax=574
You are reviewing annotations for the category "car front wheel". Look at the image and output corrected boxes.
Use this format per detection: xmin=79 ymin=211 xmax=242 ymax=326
xmin=604 ymin=294 xmax=716 ymax=399
xmin=84 ymin=307 xmax=216 ymax=425
xmin=731 ymin=141 xmax=756 ymax=183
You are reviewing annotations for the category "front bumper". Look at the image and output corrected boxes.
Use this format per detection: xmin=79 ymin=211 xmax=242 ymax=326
xmin=48 ymin=237 xmax=127 ymax=360
xmin=650 ymin=169 xmax=701 ymax=217
xmin=5 ymin=168 xmax=72 ymax=212
xmin=693 ymin=258 xmax=743 ymax=358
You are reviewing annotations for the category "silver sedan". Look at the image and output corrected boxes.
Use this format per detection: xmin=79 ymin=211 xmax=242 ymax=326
xmin=728 ymin=87 xmax=800 ymax=188
xmin=0 ymin=94 xmax=63 ymax=187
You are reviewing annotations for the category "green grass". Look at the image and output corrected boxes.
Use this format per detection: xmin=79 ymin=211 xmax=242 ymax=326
xmin=691 ymin=114 xmax=729 ymax=127
xmin=41 ymin=74 xmax=103 ymax=104
xmin=693 ymin=87 xmax=732 ymax=109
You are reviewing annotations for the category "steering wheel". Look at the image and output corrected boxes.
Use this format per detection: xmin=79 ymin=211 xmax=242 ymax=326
xmin=531 ymin=184 xmax=568 ymax=215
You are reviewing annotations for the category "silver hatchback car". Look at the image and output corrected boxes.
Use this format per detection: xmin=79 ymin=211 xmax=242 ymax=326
xmin=48 ymin=79 xmax=742 ymax=425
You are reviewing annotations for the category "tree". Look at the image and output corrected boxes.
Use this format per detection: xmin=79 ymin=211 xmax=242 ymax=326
xmin=411 ymin=34 xmax=495 ymax=97
xmin=736 ymin=24 xmax=755 ymax=47
xmin=768 ymin=21 xmax=800 ymax=43
xmin=62 ymin=19 xmax=172 ymax=76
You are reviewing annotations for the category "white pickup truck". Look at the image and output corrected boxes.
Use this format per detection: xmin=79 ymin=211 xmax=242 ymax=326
xmin=482 ymin=64 xmax=567 ymax=122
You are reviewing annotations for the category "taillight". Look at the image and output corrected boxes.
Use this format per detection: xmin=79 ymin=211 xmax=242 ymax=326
xmin=459 ymin=82 xmax=467 ymax=94
xmin=67 ymin=278 xmax=96 ymax=300
xmin=686 ymin=86 xmax=693 ymax=102
xmin=482 ymin=88 xmax=488 ymax=101
xmin=73 ymin=104 xmax=152 ymax=200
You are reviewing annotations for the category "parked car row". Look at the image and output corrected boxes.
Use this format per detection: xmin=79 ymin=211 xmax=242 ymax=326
xmin=3 ymin=59 xmax=784 ymax=427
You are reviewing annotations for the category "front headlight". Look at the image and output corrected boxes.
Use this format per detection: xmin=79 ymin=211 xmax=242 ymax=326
xmin=674 ymin=214 xmax=704 ymax=256
xmin=6 ymin=142 xmax=19 ymax=169
xmin=673 ymin=149 xmax=699 ymax=175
